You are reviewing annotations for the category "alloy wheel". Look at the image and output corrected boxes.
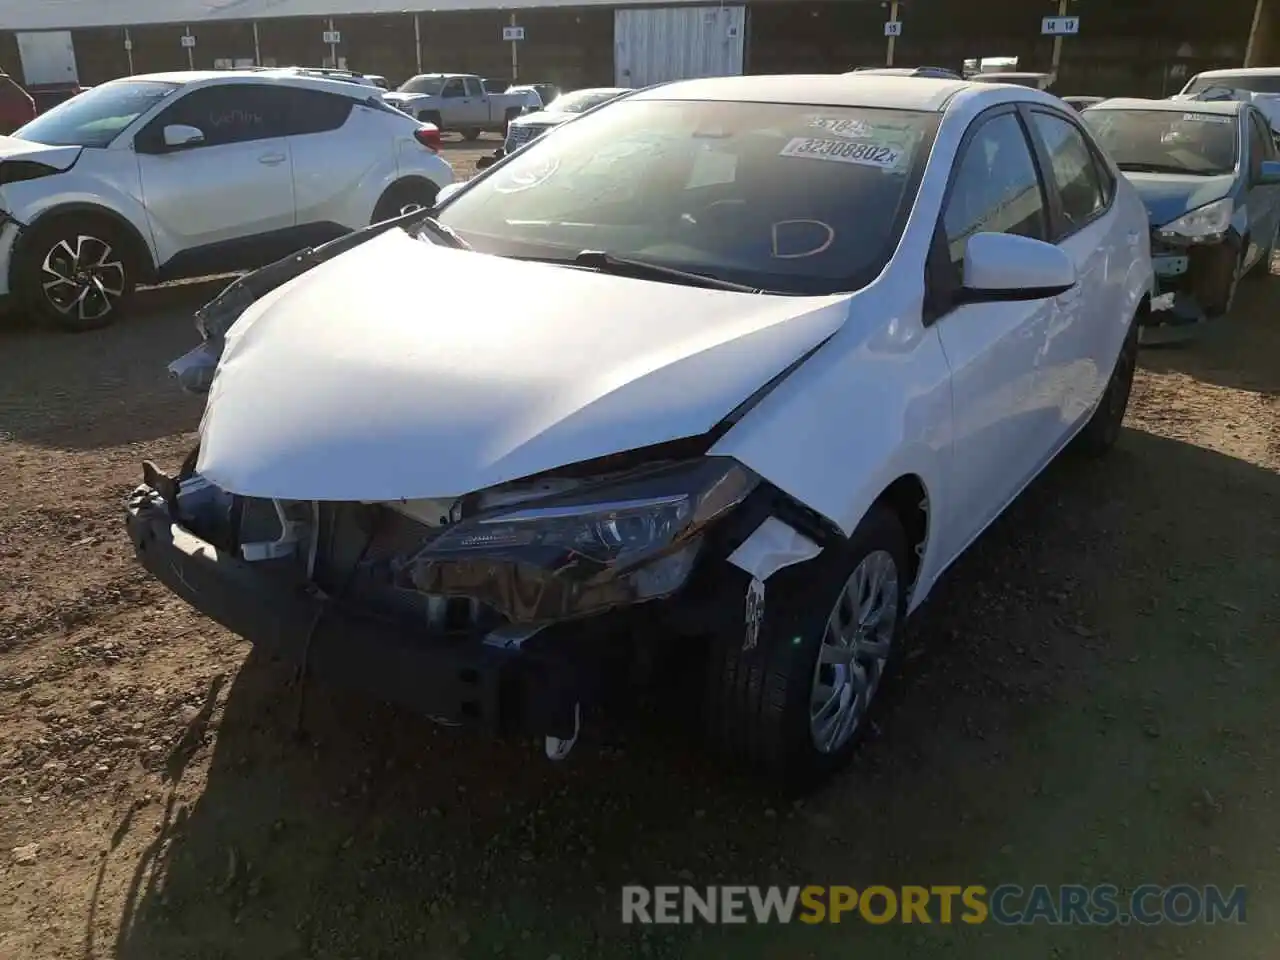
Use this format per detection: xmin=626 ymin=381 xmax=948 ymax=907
xmin=40 ymin=234 xmax=126 ymax=325
xmin=809 ymin=550 xmax=899 ymax=754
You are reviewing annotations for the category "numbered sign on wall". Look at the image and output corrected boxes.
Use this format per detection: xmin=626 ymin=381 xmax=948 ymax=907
xmin=1041 ymin=16 xmax=1080 ymax=35
xmin=180 ymin=34 xmax=196 ymax=48
xmin=502 ymin=26 xmax=526 ymax=41
xmin=323 ymin=30 xmax=341 ymax=44
xmin=884 ymin=21 xmax=903 ymax=37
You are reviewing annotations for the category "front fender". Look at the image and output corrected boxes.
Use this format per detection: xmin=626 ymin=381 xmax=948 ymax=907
xmin=4 ymin=173 xmax=157 ymax=276
xmin=709 ymin=294 xmax=953 ymax=609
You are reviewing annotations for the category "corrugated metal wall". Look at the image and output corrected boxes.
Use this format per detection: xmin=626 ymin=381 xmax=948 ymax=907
xmin=614 ymin=5 xmax=745 ymax=87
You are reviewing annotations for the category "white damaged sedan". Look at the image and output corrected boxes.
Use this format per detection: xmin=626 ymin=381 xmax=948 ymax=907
xmin=129 ymin=74 xmax=1153 ymax=784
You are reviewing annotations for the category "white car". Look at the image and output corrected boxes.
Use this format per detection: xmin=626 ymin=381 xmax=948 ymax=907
xmin=129 ymin=74 xmax=1152 ymax=784
xmin=1175 ymin=67 xmax=1280 ymax=131
xmin=972 ymin=71 xmax=1055 ymax=91
xmin=0 ymin=70 xmax=453 ymax=331
xmin=500 ymin=86 xmax=632 ymax=156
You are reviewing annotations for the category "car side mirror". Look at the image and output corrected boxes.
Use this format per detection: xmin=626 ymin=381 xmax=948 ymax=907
xmin=1257 ymin=158 xmax=1280 ymax=185
xmin=163 ymin=124 xmax=205 ymax=149
xmin=955 ymin=232 xmax=1077 ymax=304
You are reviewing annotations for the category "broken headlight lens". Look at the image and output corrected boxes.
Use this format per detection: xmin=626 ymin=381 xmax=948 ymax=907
xmin=1157 ymin=196 xmax=1233 ymax=245
xmin=394 ymin=457 xmax=760 ymax=623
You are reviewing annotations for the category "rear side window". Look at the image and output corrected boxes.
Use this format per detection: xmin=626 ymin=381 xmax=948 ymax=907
xmin=464 ymin=78 xmax=485 ymax=98
xmin=1029 ymin=111 xmax=1107 ymax=233
xmin=281 ymin=88 xmax=353 ymax=135
xmin=942 ymin=111 xmax=1048 ymax=268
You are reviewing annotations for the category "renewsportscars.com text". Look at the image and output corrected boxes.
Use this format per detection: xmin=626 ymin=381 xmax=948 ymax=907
xmin=621 ymin=884 xmax=1247 ymax=926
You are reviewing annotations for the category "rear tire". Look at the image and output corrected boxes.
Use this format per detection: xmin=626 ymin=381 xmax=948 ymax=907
xmin=371 ymin=180 xmax=441 ymax=224
xmin=461 ymin=128 xmax=482 ymax=142
xmin=14 ymin=214 xmax=138 ymax=332
xmin=704 ymin=504 xmax=910 ymax=790
xmin=1072 ymin=312 xmax=1139 ymax=458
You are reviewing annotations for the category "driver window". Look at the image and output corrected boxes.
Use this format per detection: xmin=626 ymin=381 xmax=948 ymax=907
xmin=1247 ymin=113 xmax=1266 ymax=180
xmin=942 ymin=112 xmax=1048 ymax=271
xmin=442 ymin=78 xmax=466 ymax=99
xmin=1252 ymin=112 xmax=1277 ymax=160
xmin=150 ymin=85 xmax=287 ymax=148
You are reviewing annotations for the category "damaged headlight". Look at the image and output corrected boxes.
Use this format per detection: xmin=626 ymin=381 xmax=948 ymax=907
xmin=393 ymin=457 xmax=759 ymax=624
xmin=1157 ymin=197 xmax=1233 ymax=245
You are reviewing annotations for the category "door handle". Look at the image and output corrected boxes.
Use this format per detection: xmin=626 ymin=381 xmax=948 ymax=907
xmin=258 ymin=153 xmax=286 ymax=165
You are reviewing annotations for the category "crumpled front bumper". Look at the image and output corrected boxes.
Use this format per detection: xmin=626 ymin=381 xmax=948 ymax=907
xmin=125 ymin=473 xmax=583 ymax=739
xmin=1143 ymin=232 xmax=1242 ymax=343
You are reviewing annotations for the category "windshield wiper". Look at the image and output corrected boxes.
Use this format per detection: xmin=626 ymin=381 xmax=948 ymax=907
xmin=1117 ymin=161 xmax=1215 ymax=175
xmin=571 ymin=250 xmax=762 ymax=293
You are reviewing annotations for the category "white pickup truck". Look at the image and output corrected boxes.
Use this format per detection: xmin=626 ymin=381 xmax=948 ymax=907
xmin=383 ymin=73 xmax=537 ymax=140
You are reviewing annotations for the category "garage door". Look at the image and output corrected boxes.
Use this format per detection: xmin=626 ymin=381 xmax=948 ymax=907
xmin=16 ymin=31 xmax=79 ymax=86
xmin=615 ymin=6 xmax=746 ymax=88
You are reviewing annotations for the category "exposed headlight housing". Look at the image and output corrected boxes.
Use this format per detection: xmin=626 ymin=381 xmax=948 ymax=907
xmin=393 ymin=457 xmax=760 ymax=624
xmin=1157 ymin=197 xmax=1233 ymax=245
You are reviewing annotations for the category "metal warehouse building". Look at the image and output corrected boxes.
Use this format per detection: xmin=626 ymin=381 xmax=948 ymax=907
xmin=0 ymin=0 xmax=1272 ymax=98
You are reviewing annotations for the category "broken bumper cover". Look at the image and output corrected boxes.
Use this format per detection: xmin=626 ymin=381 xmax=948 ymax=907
xmin=125 ymin=484 xmax=582 ymax=739
xmin=1142 ymin=234 xmax=1241 ymax=343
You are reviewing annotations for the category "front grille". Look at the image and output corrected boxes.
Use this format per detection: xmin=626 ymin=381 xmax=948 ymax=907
xmin=504 ymin=123 xmax=549 ymax=154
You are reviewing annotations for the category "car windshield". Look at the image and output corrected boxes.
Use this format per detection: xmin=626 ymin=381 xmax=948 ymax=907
xmin=14 ymin=79 xmax=178 ymax=147
xmin=546 ymin=90 xmax=625 ymax=114
xmin=1084 ymin=109 xmax=1238 ymax=175
xmin=1184 ymin=74 xmax=1280 ymax=95
xmin=397 ymin=75 xmax=444 ymax=95
xmin=436 ymin=99 xmax=938 ymax=295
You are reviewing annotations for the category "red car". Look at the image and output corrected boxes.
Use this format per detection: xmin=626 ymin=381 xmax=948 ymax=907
xmin=0 ymin=71 xmax=36 ymax=134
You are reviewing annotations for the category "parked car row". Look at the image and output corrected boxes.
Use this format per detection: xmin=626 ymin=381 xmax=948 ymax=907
xmin=0 ymin=69 xmax=453 ymax=329
xmin=127 ymin=71 xmax=1159 ymax=786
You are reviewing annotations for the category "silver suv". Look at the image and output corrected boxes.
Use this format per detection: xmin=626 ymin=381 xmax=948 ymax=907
xmin=0 ymin=70 xmax=453 ymax=330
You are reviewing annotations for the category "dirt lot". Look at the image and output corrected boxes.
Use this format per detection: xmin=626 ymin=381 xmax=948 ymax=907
xmin=2 ymin=152 xmax=1279 ymax=958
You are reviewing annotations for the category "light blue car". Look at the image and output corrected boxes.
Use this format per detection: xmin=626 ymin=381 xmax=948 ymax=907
xmin=1083 ymin=97 xmax=1280 ymax=340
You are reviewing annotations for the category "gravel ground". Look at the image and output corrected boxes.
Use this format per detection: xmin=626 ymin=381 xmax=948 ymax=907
xmin=1 ymin=172 xmax=1278 ymax=959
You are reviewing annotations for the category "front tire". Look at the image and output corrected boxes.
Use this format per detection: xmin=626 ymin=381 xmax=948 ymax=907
xmin=1072 ymin=312 xmax=1139 ymax=457
xmin=15 ymin=215 xmax=137 ymax=331
xmin=461 ymin=128 xmax=482 ymax=142
xmin=705 ymin=504 xmax=910 ymax=788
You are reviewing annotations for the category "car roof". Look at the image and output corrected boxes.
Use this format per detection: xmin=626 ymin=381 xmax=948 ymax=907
xmin=631 ymin=74 xmax=976 ymax=112
xmin=1092 ymin=96 xmax=1244 ymax=115
xmin=853 ymin=67 xmax=958 ymax=78
xmin=559 ymin=86 xmax=630 ymax=96
xmin=118 ymin=69 xmax=386 ymax=98
xmin=1191 ymin=67 xmax=1280 ymax=78
xmin=973 ymin=71 xmax=1051 ymax=80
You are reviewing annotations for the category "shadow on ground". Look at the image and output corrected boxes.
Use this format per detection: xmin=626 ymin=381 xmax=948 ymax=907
xmin=106 ymin=428 xmax=1280 ymax=960
xmin=1139 ymin=278 xmax=1280 ymax=396
xmin=0 ymin=279 xmax=225 ymax=451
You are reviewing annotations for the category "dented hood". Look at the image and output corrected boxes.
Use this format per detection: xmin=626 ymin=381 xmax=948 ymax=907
xmin=0 ymin=135 xmax=82 ymax=171
xmin=196 ymin=231 xmax=850 ymax=501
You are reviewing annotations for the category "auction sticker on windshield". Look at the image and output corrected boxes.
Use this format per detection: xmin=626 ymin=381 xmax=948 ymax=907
xmin=806 ymin=117 xmax=872 ymax=139
xmin=779 ymin=136 xmax=904 ymax=170
xmin=1181 ymin=113 xmax=1233 ymax=124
